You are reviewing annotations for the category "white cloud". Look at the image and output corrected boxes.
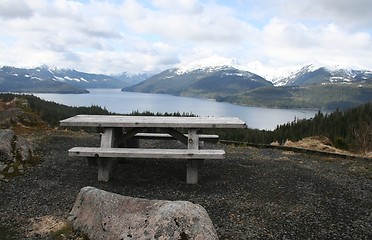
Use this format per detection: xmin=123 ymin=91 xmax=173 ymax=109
xmin=152 ymin=0 xmax=204 ymax=14
xmin=0 ymin=0 xmax=371 ymax=74
xmin=0 ymin=0 xmax=33 ymax=19
xmin=278 ymin=0 xmax=372 ymax=30
xmin=259 ymin=18 xmax=372 ymax=68
xmin=121 ymin=0 xmax=255 ymax=43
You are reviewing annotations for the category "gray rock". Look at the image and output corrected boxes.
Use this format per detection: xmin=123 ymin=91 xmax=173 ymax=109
xmin=0 ymin=129 xmax=14 ymax=162
xmin=18 ymin=164 xmax=24 ymax=173
xmin=0 ymin=163 xmax=7 ymax=172
xmin=0 ymin=129 xmax=34 ymax=163
xmin=7 ymin=166 xmax=14 ymax=174
xmin=15 ymin=135 xmax=34 ymax=162
xmin=69 ymin=186 xmax=218 ymax=240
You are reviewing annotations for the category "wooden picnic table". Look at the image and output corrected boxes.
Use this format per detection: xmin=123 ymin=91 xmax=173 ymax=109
xmin=60 ymin=115 xmax=246 ymax=184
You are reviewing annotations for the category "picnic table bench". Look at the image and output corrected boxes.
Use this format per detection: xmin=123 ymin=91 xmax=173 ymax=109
xmin=60 ymin=115 xmax=246 ymax=184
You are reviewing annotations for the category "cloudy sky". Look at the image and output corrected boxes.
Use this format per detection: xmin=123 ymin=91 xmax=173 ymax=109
xmin=0 ymin=0 xmax=371 ymax=75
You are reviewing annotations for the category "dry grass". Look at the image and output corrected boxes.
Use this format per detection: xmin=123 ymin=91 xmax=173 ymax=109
xmin=26 ymin=215 xmax=67 ymax=238
xmin=283 ymin=136 xmax=353 ymax=155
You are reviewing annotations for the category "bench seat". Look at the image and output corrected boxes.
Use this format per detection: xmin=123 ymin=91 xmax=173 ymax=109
xmin=134 ymin=133 xmax=219 ymax=143
xmin=68 ymin=147 xmax=225 ymax=160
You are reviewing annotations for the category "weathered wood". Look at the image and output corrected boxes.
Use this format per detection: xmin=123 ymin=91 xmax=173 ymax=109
xmin=187 ymin=129 xmax=200 ymax=184
xmin=60 ymin=115 xmax=242 ymax=184
xmin=116 ymin=127 xmax=145 ymax=146
xmin=100 ymin=128 xmax=114 ymax=148
xmin=187 ymin=160 xmax=200 ymax=184
xmin=68 ymin=147 xmax=225 ymax=160
xmin=162 ymin=128 xmax=188 ymax=145
xmin=97 ymin=128 xmax=119 ymax=182
xmin=133 ymin=133 xmax=219 ymax=143
xmin=187 ymin=129 xmax=199 ymax=150
xmin=60 ymin=115 xmax=246 ymax=129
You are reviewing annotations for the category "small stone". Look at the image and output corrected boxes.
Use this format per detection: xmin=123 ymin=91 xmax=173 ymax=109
xmin=0 ymin=163 xmax=7 ymax=172
xmin=7 ymin=167 xmax=14 ymax=174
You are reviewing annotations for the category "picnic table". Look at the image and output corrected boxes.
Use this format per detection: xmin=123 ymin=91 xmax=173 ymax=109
xmin=60 ymin=115 xmax=246 ymax=184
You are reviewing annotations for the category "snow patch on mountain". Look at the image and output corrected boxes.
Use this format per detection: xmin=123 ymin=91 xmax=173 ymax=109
xmin=54 ymin=76 xmax=65 ymax=82
xmin=31 ymin=76 xmax=42 ymax=81
xmin=271 ymin=63 xmax=372 ymax=86
xmin=245 ymin=61 xmax=301 ymax=86
xmin=176 ymin=55 xmax=241 ymax=74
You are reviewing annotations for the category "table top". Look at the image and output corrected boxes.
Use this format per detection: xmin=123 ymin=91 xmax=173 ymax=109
xmin=60 ymin=115 xmax=246 ymax=128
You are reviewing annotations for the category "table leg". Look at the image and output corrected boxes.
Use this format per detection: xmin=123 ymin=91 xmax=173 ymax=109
xmin=97 ymin=128 xmax=118 ymax=181
xmin=187 ymin=129 xmax=200 ymax=184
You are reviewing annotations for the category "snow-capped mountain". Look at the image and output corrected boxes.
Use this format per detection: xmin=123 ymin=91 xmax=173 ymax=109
xmin=245 ymin=61 xmax=301 ymax=85
xmin=33 ymin=65 xmax=129 ymax=88
xmin=175 ymin=55 xmax=241 ymax=75
xmin=123 ymin=60 xmax=273 ymax=96
xmin=0 ymin=66 xmax=85 ymax=93
xmin=272 ymin=64 xmax=372 ymax=86
xmin=0 ymin=65 xmax=129 ymax=93
xmin=352 ymin=69 xmax=372 ymax=82
xmin=2 ymin=60 xmax=371 ymax=96
xmin=111 ymin=72 xmax=152 ymax=86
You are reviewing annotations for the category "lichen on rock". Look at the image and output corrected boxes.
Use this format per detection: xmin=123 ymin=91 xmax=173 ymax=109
xmin=69 ymin=186 xmax=218 ymax=240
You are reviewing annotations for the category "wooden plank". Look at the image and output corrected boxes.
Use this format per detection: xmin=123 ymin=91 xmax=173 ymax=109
xmin=187 ymin=129 xmax=199 ymax=150
xmin=134 ymin=133 xmax=219 ymax=143
xmin=116 ymin=127 xmax=144 ymax=146
xmin=162 ymin=128 xmax=188 ymax=145
xmin=68 ymin=147 xmax=225 ymax=160
xmin=60 ymin=115 xmax=246 ymax=129
xmin=187 ymin=129 xmax=199 ymax=184
xmin=97 ymin=128 xmax=118 ymax=181
xmin=187 ymin=160 xmax=199 ymax=184
xmin=100 ymin=128 xmax=114 ymax=148
xmin=134 ymin=133 xmax=219 ymax=139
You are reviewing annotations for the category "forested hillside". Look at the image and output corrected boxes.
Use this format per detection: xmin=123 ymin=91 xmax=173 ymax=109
xmin=0 ymin=94 xmax=196 ymax=126
xmin=274 ymin=103 xmax=372 ymax=152
xmin=215 ymin=102 xmax=372 ymax=154
xmin=218 ymin=84 xmax=372 ymax=110
xmin=0 ymin=94 xmax=111 ymax=126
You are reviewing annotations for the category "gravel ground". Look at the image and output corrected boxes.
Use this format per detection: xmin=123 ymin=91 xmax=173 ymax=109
xmin=0 ymin=131 xmax=371 ymax=239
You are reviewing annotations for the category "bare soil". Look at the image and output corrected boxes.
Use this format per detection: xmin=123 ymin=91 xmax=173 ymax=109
xmin=0 ymin=131 xmax=371 ymax=239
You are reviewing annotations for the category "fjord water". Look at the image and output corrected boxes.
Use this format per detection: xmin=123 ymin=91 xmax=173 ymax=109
xmin=34 ymin=88 xmax=319 ymax=130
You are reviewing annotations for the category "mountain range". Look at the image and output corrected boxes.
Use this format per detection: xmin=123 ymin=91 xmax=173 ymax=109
xmin=0 ymin=65 xmax=133 ymax=93
xmin=111 ymin=72 xmax=153 ymax=86
xmin=273 ymin=64 xmax=372 ymax=86
xmin=123 ymin=66 xmax=272 ymax=96
xmin=122 ymin=62 xmax=371 ymax=109
xmin=1 ymin=62 xmax=371 ymax=110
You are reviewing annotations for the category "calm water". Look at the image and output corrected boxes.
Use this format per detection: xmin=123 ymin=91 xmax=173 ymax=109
xmin=34 ymin=88 xmax=320 ymax=130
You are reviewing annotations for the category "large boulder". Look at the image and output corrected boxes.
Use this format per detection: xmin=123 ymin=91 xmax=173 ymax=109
xmin=68 ymin=186 xmax=218 ymax=240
